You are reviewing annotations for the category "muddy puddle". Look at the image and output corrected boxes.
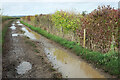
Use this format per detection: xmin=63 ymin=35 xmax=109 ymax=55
xmin=10 ymin=21 xmax=40 ymax=39
xmin=12 ymin=33 xmax=23 ymax=37
xmin=10 ymin=22 xmax=23 ymax=37
xmin=16 ymin=20 xmax=23 ymax=26
xmin=12 ymin=23 xmax=15 ymax=26
xmin=18 ymin=23 xmax=23 ymax=26
xmin=44 ymin=48 xmax=105 ymax=78
xmin=21 ymin=27 xmax=40 ymax=40
xmin=16 ymin=61 xmax=32 ymax=75
xmin=16 ymin=21 xmax=20 ymax=24
xmin=10 ymin=25 xmax=16 ymax=30
xmin=12 ymin=34 xmax=19 ymax=37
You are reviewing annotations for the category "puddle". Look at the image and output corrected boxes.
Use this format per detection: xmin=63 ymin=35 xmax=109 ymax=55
xmin=21 ymin=27 xmax=37 ymax=40
xmin=16 ymin=61 xmax=32 ymax=75
xmin=44 ymin=48 xmax=105 ymax=78
xmin=12 ymin=23 xmax=15 ymax=26
xmin=12 ymin=34 xmax=19 ymax=37
xmin=12 ymin=33 xmax=23 ymax=37
xmin=18 ymin=23 xmax=23 ymax=26
xmin=25 ymin=27 xmax=40 ymax=39
xmin=10 ymin=26 xmax=16 ymax=30
xmin=16 ymin=21 xmax=20 ymax=24
xmin=31 ymin=31 xmax=40 ymax=39
xmin=21 ymin=27 xmax=40 ymax=40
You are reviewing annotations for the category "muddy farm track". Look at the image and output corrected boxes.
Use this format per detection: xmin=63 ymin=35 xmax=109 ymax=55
xmin=2 ymin=20 xmax=112 ymax=79
xmin=2 ymin=21 xmax=62 ymax=78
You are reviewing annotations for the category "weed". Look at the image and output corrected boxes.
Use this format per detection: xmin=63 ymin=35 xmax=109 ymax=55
xmin=20 ymin=30 xmax=25 ymax=34
xmin=34 ymin=49 xmax=39 ymax=53
xmin=49 ymin=67 xmax=56 ymax=72
xmin=25 ymin=40 xmax=37 ymax=48
xmin=48 ymin=53 xmax=50 ymax=55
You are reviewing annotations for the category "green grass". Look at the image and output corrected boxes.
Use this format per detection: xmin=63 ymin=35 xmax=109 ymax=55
xmin=50 ymin=67 xmax=56 ymax=72
xmin=25 ymin=40 xmax=37 ymax=48
xmin=1 ymin=19 xmax=15 ymax=54
xmin=34 ymin=49 xmax=39 ymax=53
xmin=2 ymin=20 xmax=15 ymax=44
xmin=20 ymin=21 xmax=119 ymax=77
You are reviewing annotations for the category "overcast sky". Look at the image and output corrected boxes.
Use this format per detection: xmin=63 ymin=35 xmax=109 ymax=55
xmin=1 ymin=0 xmax=119 ymax=2
xmin=0 ymin=0 xmax=119 ymax=16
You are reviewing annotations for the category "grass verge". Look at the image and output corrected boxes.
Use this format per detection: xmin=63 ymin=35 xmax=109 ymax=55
xmin=2 ymin=20 xmax=15 ymax=44
xmin=1 ymin=19 xmax=15 ymax=55
xmin=20 ymin=21 xmax=119 ymax=77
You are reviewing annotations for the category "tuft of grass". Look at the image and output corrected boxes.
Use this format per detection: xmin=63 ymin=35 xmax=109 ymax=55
xmin=20 ymin=21 xmax=119 ymax=76
xmin=49 ymin=67 xmax=56 ymax=72
xmin=48 ymin=53 xmax=50 ymax=55
xmin=34 ymin=49 xmax=39 ymax=53
xmin=25 ymin=40 xmax=37 ymax=48
xmin=52 ymin=73 xmax=62 ymax=78
xmin=24 ymin=36 xmax=30 ymax=39
xmin=20 ymin=30 xmax=25 ymax=34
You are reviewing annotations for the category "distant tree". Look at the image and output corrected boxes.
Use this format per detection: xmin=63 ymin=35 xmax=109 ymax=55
xmin=82 ymin=11 xmax=87 ymax=16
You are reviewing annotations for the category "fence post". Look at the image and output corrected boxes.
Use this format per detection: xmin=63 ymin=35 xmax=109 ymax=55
xmin=83 ymin=29 xmax=86 ymax=48
xmin=111 ymin=35 xmax=115 ymax=53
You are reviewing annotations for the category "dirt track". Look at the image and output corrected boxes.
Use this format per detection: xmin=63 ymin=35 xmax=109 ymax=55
xmin=2 ymin=21 xmax=62 ymax=78
xmin=2 ymin=20 xmax=112 ymax=79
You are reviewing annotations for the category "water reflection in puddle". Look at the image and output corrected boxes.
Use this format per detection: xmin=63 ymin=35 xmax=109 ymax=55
xmin=18 ymin=23 xmax=23 ymax=26
xmin=21 ymin=27 xmax=40 ymax=40
xmin=44 ymin=48 xmax=105 ymax=78
xmin=12 ymin=34 xmax=19 ymax=37
xmin=10 ymin=26 xmax=16 ymax=30
xmin=12 ymin=34 xmax=23 ymax=37
xmin=12 ymin=23 xmax=15 ymax=26
xmin=11 ymin=21 xmax=40 ymax=40
xmin=21 ymin=27 xmax=37 ymax=40
xmin=16 ymin=21 xmax=20 ymax=24
xmin=16 ymin=61 xmax=32 ymax=75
